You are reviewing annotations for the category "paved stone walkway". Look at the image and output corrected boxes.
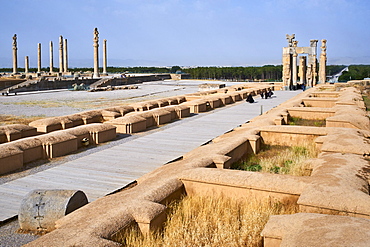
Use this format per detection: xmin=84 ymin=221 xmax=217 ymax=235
xmin=0 ymin=90 xmax=300 ymax=222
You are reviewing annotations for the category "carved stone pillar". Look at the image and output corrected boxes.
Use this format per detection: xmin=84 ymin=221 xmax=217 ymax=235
xmin=50 ymin=41 xmax=53 ymax=73
xmin=103 ymin=39 xmax=107 ymax=75
xmin=310 ymin=39 xmax=318 ymax=86
xmin=37 ymin=43 xmax=41 ymax=73
xmin=59 ymin=36 xmax=64 ymax=73
xmin=63 ymin=39 xmax=68 ymax=72
xmin=282 ymin=49 xmax=291 ymax=89
xmin=319 ymin=39 xmax=327 ymax=84
xmin=93 ymin=28 xmax=99 ymax=78
xmin=292 ymin=52 xmax=298 ymax=89
xmin=299 ymin=56 xmax=307 ymax=85
xmin=12 ymin=34 xmax=18 ymax=74
xmin=25 ymin=56 xmax=29 ymax=74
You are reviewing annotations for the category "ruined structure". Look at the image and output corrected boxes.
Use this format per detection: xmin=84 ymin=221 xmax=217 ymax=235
xmin=93 ymin=28 xmax=99 ymax=78
xmin=102 ymin=39 xmax=107 ymax=75
xmin=37 ymin=43 xmax=41 ymax=73
xmin=63 ymin=39 xmax=68 ymax=73
xmin=12 ymin=34 xmax=18 ymax=74
xmin=59 ymin=36 xmax=64 ymax=73
xmin=24 ymin=56 xmax=29 ymax=74
xmin=283 ymin=34 xmax=326 ymax=90
xmin=49 ymin=41 xmax=54 ymax=73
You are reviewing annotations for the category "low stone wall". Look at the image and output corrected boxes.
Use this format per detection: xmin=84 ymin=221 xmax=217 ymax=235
xmin=0 ymin=124 xmax=38 ymax=143
xmin=0 ymin=123 xmax=116 ymax=175
xmin=25 ymin=83 xmax=370 ymax=246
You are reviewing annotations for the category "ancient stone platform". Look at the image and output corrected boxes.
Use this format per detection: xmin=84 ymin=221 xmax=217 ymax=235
xmin=0 ymin=90 xmax=299 ymax=222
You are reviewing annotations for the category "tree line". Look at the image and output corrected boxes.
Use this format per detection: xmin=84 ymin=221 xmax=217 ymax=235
xmin=338 ymin=65 xmax=370 ymax=81
xmin=0 ymin=65 xmax=357 ymax=81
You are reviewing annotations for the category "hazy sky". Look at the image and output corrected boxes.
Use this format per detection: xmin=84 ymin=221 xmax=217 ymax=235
xmin=1 ymin=0 xmax=369 ymax=68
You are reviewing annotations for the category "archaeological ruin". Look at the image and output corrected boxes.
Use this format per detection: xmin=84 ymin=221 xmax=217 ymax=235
xmin=0 ymin=30 xmax=370 ymax=246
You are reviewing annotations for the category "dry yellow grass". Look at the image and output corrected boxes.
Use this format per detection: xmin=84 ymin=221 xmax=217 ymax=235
xmin=0 ymin=114 xmax=45 ymax=125
xmin=114 ymin=195 xmax=298 ymax=247
xmin=233 ymin=142 xmax=318 ymax=176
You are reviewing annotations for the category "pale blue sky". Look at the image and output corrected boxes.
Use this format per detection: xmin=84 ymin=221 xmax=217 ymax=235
xmin=0 ymin=0 xmax=369 ymax=68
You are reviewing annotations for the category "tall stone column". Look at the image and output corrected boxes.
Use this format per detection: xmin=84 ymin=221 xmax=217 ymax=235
xmin=50 ymin=41 xmax=54 ymax=73
xmin=310 ymin=39 xmax=318 ymax=86
xmin=319 ymin=39 xmax=327 ymax=84
xmin=103 ymin=39 xmax=107 ymax=75
xmin=299 ymin=56 xmax=307 ymax=85
xmin=59 ymin=35 xmax=64 ymax=73
xmin=292 ymin=40 xmax=299 ymax=90
xmin=93 ymin=28 xmax=100 ymax=78
xmin=282 ymin=49 xmax=291 ymax=89
xmin=63 ymin=39 xmax=68 ymax=72
xmin=25 ymin=56 xmax=29 ymax=74
xmin=12 ymin=34 xmax=18 ymax=74
xmin=37 ymin=43 xmax=42 ymax=73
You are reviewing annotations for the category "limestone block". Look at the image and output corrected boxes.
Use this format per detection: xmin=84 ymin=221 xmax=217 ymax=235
xmin=151 ymin=109 xmax=172 ymax=126
xmin=287 ymin=107 xmax=335 ymax=120
xmin=203 ymin=96 xmax=221 ymax=109
xmin=104 ymin=106 xmax=135 ymax=116
xmin=66 ymin=114 xmax=85 ymax=127
xmin=163 ymin=105 xmax=190 ymax=119
xmin=229 ymin=91 xmax=242 ymax=102
xmin=326 ymin=115 xmax=370 ymax=130
xmin=261 ymin=213 xmax=370 ymax=247
xmin=57 ymin=116 xmax=74 ymax=129
xmin=302 ymin=97 xmax=336 ymax=107
xmin=127 ymin=111 xmax=156 ymax=128
xmin=38 ymin=132 xmax=78 ymax=159
xmin=0 ymin=144 xmax=23 ymax=175
xmin=29 ymin=118 xmax=63 ymax=133
xmin=259 ymin=125 xmax=327 ymax=146
xmin=179 ymin=168 xmax=307 ymax=204
xmin=165 ymin=97 xmax=179 ymax=105
xmin=78 ymin=110 xmax=103 ymax=124
xmin=131 ymin=102 xmax=149 ymax=111
xmin=0 ymin=124 xmax=38 ymax=142
xmin=101 ymin=110 xmax=121 ymax=121
xmin=11 ymin=137 xmax=43 ymax=163
xmin=106 ymin=115 xmax=147 ymax=134
xmin=156 ymin=99 xmax=169 ymax=107
xmin=218 ymin=94 xmax=232 ymax=105
xmin=0 ymin=132 xmax=7 ymax=143
xmin=181 ymin=99 xmax=208 ymax=113
xmin=89 ymin=124 xmax=116 ymax=144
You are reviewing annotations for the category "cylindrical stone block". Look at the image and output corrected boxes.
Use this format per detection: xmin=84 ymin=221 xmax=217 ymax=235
xmin=19 ymin=189 xmax=88 ymax=232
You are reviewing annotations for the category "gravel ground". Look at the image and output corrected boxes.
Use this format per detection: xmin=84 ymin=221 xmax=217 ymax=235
xmin=0 ymin=79 xmax=234 ymax=246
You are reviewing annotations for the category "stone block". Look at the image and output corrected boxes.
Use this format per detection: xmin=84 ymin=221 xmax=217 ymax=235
xmin=218 ymin=94 xmax=232 ymax=105
xmin=29 ymin=118 xmax=63 ymax=133
xmin=78 ymin=110 xmax=103 ymax=124
xmin=287 ymin=107 xmax=335 ymax=120
xmin=0 ymin=144 xmax=23 ymax=175
xmin=101 ymin=110 xmax=121 ymax=121
xmin=11 ymin=137 xmax=43 ymax=164
xmin=181 ymin=100 xmax=208 ymax=113
xmin=151 ymin=109 xmax=172 ymax=126
xmin=38 ymin=132 xmax=78 ymax=159
xmin=106 ymin=115 xmax=147 ymax=134
xmin=302 ymin=97 xmax=337 ymax=107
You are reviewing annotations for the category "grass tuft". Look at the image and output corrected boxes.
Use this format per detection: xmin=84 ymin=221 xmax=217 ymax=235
xmin=0 ymin=114 xmax=46 ymax=125
xmin=114 ymin=195 xmax=298 ymax=247
xmin=232 ymin=142 xmax=318 ymax=176
xmin=288 ymin=116 xmax=326 ymax=127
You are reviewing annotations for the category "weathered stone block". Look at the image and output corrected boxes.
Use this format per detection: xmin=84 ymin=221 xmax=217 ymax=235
xmin=0 ymin=144 xmax=23 ymax=175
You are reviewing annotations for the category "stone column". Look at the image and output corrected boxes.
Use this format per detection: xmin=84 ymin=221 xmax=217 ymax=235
xmin=25 ymin=56 xmax=29 ymax=74
xmin=282 ymin=48 xmax=291 ymax=89
xmin=93 ymin=28 xmax=99 ymax=78
xmin=319 ymin=39 xmax=327 ymax=84
xmin=102 ymin=39 xmax=107 ymax=75
xmin=37 ymin=43 xmax=42 ymax=73
xmin=49 ymin=41 xmax=53 ymax=73
xmin=299 ymin=56 xmax=307 ymax=85
xmin=12 ymin=34 xmax=18 ymax=74
xmin=63 ymin=39 xmax=68 ymax=72
xmin=310 ymin=39 xmax=318 ymax=86
xmin=59 ymin=35 xmax=64 ymax=73
xmin=292 ymin=53 xmax=298 ymax=89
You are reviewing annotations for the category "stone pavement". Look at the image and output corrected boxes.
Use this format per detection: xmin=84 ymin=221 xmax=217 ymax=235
xmin=0 ymin=90 xmax=300 ymax=222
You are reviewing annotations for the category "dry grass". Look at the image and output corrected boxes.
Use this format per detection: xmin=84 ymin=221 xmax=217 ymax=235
xmin=288 ymin=116 xmax=326 ymax=127
xmin=114 ymin=195 xmax=298 ymax=247
xmin=232 ymin=142 xmax=318 ymax=176
xmin=0 ymin=114 xmax=45 ymax=125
